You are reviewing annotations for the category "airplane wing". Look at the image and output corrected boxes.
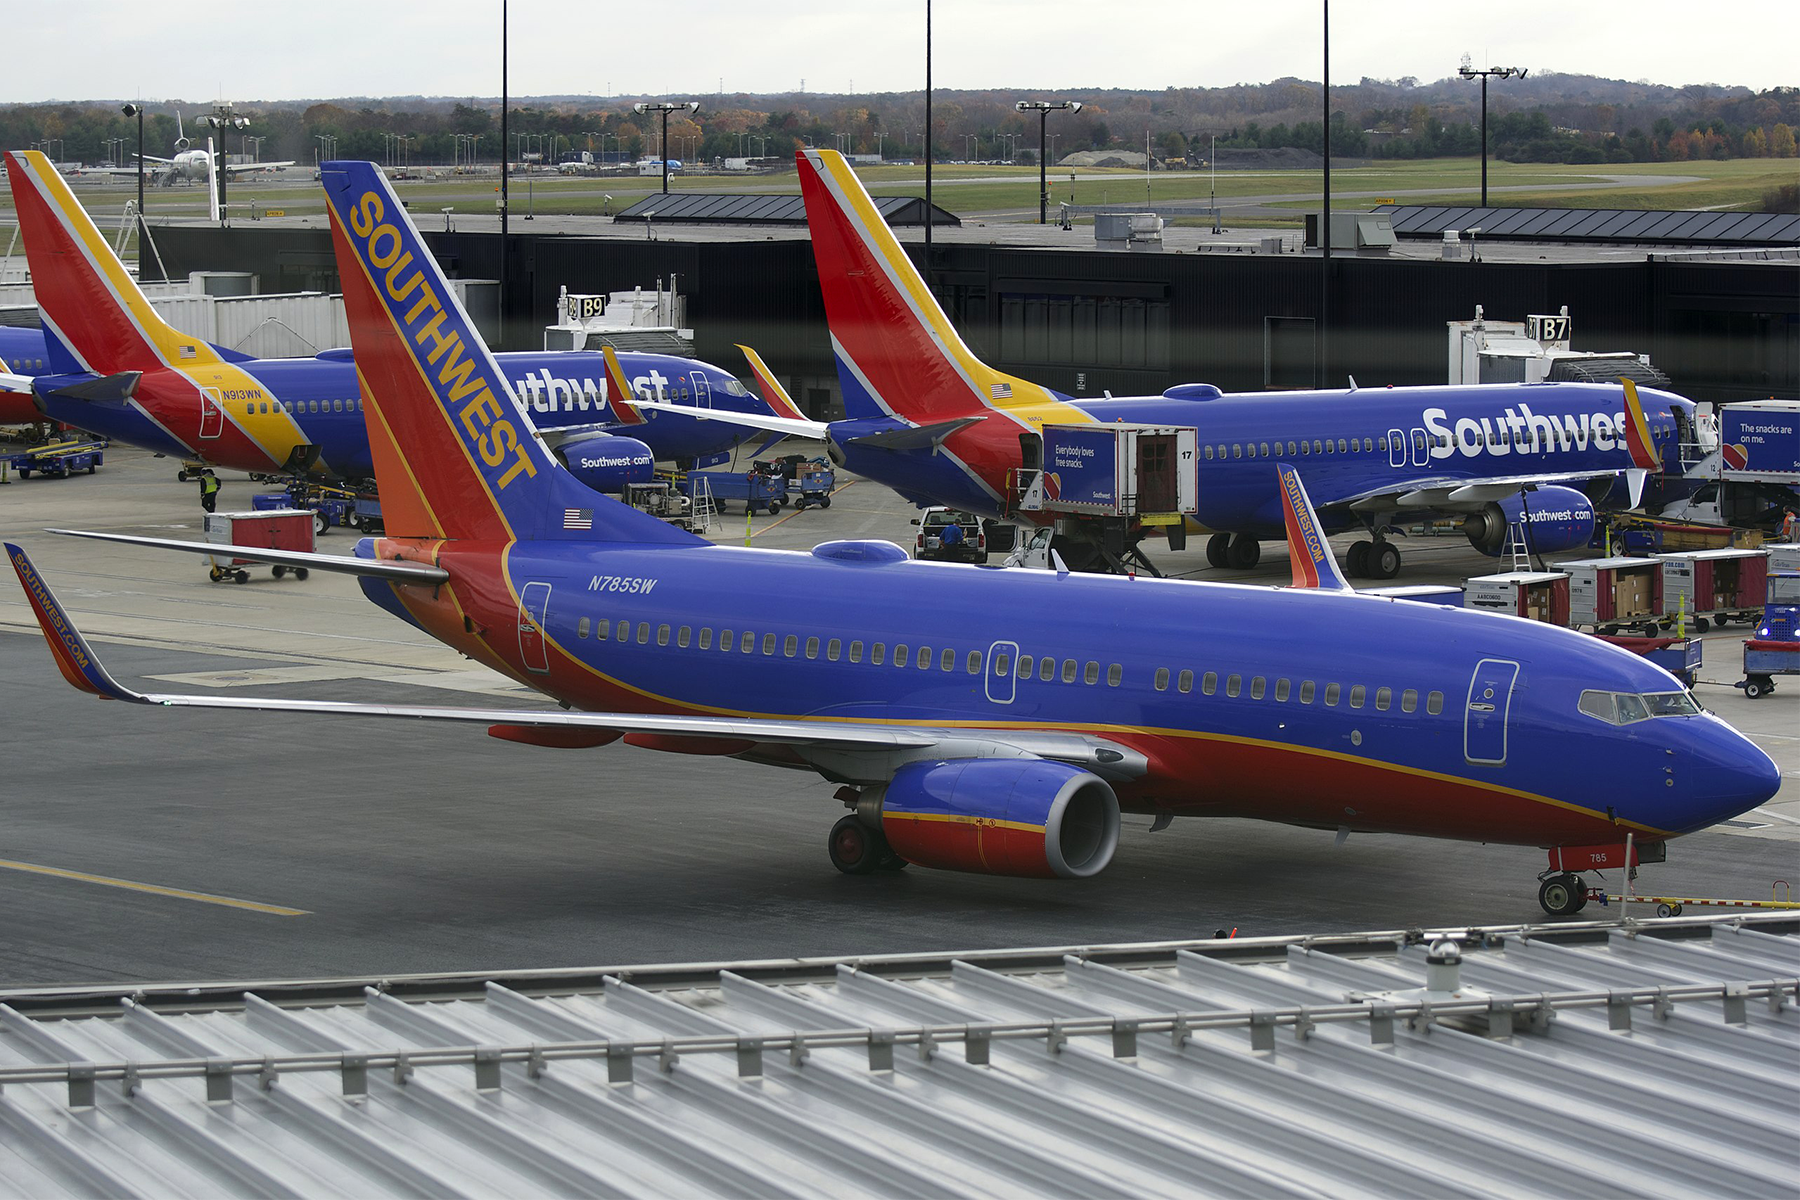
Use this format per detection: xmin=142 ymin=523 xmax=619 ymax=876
xmin=7 ymin=540 xmax=1144 ymax=778
xmin=627 ymin=398 xmax=829 ymax=439
xmin=222 ymin=160 xmax=294 ymax=174
xmin=44 ymin=528 xmax=448 ymax=583
xmin=0 ymin=368 xmax=36 ymax=393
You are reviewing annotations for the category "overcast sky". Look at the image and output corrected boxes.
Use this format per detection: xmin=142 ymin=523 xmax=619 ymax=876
xmin=8 ymin=0 xmax=1793 ymax=104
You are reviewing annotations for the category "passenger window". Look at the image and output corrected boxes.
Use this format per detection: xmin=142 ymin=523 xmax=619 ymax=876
xmin=1017 ymin=654 xmax=1033 ymax=678
xmin=849 ymin=640 xmax=863 ymax=663
xmin=1083 ymin=661 xmax=1100 ymax=685
xmin=966 ymin=651 xmax=982 ymax=674
xmin=1285 ymin=441 xmax=1296 ymax=456
xmin=1177 ymin=669 xmax=1193 ymax=693
xmin=993 ymin=652 xmax=1010 ymax=676
xmin=1225 ymin=674 xmax=1242 ymax=697
xmin=1325 ymin=682 xmax=1341 ymax=706
xmin=1061 ymin=659 xmax=1077 ymax=683
xmin=1250 ymin=676 xmax=1266 ymax=700
xmin=827 ymin=638 xmax=841 ymax=661
xmin=1204 ymin=445 xmax=1214 ymax=460
xmin=1106 ymin=664 xmax=1122 ymax=687
xmin=1349 ymin=685 xmax=1366 ymax=709
xmin=1337 ymin=438 xmax=1347 ymax=453
xmin=616 ymin=622 xmax=630 ymax=643
xmin=1275 ymin=678 xmax=1290 ymax=702
xmin=595 ymin=618 xmax=610 ymax=640
xmin=871 ymin=643 xmax=886 ymax=665
xmin=1401 ymin=688 xmax=1417 ymax=713
xmin=919 ymin=649 xmax=933 ymax=671
xmin=1040 ymin=658 xmax=1056 ymax=681
xmin=657 ymin=624 xmax=671 ymax=646
xmin=1232 ymin=444 xmax=1242 ymax=459
xmin=578 ymin=617 xmax=591 ymax=639
xmin=678 ymin=626 xmax=691 ymax=648
xmin=778 ymin=634 xmax=793 ymax=656
xmin=1202 ymin=671 xmax=1217 ymax=695
xmin=1299 ymin=440 xmax=1309 ymax=455
xmin=636 ymin=623 xmax=650 ymax=644
xmin=1259 ymin=442 xmax=1270 ymax=457
xmin=805 ymin=636 xmax=819 ymax=659
xmin=720 ymin=630 xmax=735 ymax=651
xmin=1154 ymin=667 xmax=1170 ymax=691
xmin=1426 ymin=690 xmax=1443 ymax=714
xmin=942 ymin=648 xmax=957 ymax=671
xmin=699 ymin=628 xmax=713 ymax=650
xmin=894 ymin=644 xmax=910 ymax=667
xmin=1300 ymin=680 xmax=1315 ymax=703
xmin=1375 ymin=687 xmax=1391 ymax=711
xmin=746 ymin=632 xmax=760 ymax=654
xmin=1313 ymin=440 xmax=1323 ymax=454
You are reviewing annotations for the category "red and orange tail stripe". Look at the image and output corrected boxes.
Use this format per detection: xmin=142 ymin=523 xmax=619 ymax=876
xmin=736 ymin=344 xmax=807 ymax=421
xmin=1620 ymin=379 xmax=1659 ymax=471
xmin=600 ymin=346 xmax=647 ymax=425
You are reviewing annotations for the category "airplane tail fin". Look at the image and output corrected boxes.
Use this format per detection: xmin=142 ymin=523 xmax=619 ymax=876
xmin=3 ymin=149 xmax=216 ymax=377
xmin=320 ymin=159 xmax=703 ymax=547
xmin=1620 ymin=378 xmax=1659 ymax=471
xmin=737 ymin=344 xmax=808 ymax=421
xmin=796 ymin=148 xmax=1068 ymax=424
xmin=1277 ymin=464 xmax=1353 ymax=591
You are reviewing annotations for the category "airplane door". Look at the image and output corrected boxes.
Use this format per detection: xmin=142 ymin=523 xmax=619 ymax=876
xmin=518 ymin=582 xmax=552 ymax=675
xmin=1386 ymin=428 xmax=1406 ymax=468
xmin=692 ymin=372 xmax=711 ymax=409
xmin=1411 ymin=427 xmax=1430 ymax=467
xmin=986 ymin=640 xmax=1019 ymax=704
xmin=200 ymin=388 xmax=225 ymax=439
xmin=1464 ymin=658 xmax=1520 ymax=766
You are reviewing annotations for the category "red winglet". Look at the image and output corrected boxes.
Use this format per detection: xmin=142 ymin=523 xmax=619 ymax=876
xmin=6 ymin=542 xmax=139 ymax=701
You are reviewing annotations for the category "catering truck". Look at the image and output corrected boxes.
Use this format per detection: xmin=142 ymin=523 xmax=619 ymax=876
xmin=1661 ymin=400 xmax=1800 ymax=530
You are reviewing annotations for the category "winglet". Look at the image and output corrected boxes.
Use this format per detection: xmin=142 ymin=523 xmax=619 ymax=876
xmin=1620 ymin=378 xmax=1659 ymax=471
xmin=600 ymin=346 xmax=646 ymax=425
xmin=1277 ymin=464 xmax=1353 ymax=591
xmin=736 ymin=344 xmax=808 ymax=421
xmin=6 ymin=542 xmax=143 ymax=702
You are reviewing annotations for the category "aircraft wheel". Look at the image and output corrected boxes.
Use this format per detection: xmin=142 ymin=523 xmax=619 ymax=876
xmin=209 ymin=565 xmax=224 ymax=583
xmin=828 ymin=815 xmax=883 ymax=876
xmin=177 ymin=469 xmax=190 ymax=482
xmin=235 ymin=570 xmax=250 ymax=585
xmin=1346 ymin=541 xmax=1371 ymax=577
xmin=1371 ymin=542 xmax=1402 ymax=579
xmin=295 ymin=568 xmax=310 ymax=581
xmin=1537 ymin=873 xmax=1585 ymax=917
xmin=272 ymin=565 xmax=287 ymax=579
xmin=1226 ymin=534 xmax=1260 ymax=570
xmin=1205 ymin=533 xmax=1231 ymax=568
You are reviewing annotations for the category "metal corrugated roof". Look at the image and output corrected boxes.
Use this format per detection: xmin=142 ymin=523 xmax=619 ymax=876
xmin=1376 ymin=204 xmax=1800 ymax=246
xmin=612 ymin=192 xmax=960 ymax=227
xmin=0 ymin=916 xmax=1794 ymax=1197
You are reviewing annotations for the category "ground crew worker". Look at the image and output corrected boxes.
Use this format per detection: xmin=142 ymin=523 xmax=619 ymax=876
xmin=198 ymin=469 xmax=221 ymax=513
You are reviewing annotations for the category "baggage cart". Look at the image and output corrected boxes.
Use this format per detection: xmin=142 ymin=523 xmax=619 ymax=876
xmin=1654 ymin=548 xmax=1768 ymax=631
xmin=1563 ymin=556 xmax=1661 ymax=635
xmin=1735 ymin=580 xmax=1800 ymax=699
xmin=791 ymin=462 xmax=836 ymax=510
xmin=5 ymin=438 xmax=105 ymax=479
xmin=1463 ymin=570 xmax=1569 ymax=625
xmin=680 ymin=467 xmax=788 ymax=515
xmin=202 ymin=509 xmax=315 ymax=584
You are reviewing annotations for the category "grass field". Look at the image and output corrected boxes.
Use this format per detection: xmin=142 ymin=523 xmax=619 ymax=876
xmin=3 ymin=156 xmax=1789 ymax=232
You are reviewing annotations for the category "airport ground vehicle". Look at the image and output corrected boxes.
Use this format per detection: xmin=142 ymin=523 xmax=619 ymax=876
xmin=913 ymin=508 xmax=987 ymax=562
xmin=202 ymin=509 xmax=313 ymax=584
xmin=4 ymin=438 xmax=104 ymax=478
xmin=681 ymin=466 xmax=787 ymax=514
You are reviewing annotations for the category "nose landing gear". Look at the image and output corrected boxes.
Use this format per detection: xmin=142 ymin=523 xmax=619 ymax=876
xmin=1536 ymin=871 xmax=1590 ymax=917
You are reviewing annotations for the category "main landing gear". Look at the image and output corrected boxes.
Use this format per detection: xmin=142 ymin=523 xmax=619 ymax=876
xmin=1345 ymin=536 xmax=1402 ymax=580
xmin=1205 ymin=532 xmax=1261 ymax=570
xmin=828 ymin=788 xmax=909 ymax=875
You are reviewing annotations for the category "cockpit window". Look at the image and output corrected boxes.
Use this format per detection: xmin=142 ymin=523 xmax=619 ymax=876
xmin=722 ymin=379 xmax=750 ymax=396
xmin=1579 ymin=689 xmax=1699 ymax=725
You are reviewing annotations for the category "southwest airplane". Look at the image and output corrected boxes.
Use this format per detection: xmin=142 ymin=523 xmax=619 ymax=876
xmin=8 ymin=159 xmax=1778 ymax=917
xmin=0 ymin=326 xmax=54 ymax=425
xmin=1 ymin=150 xmax=775 ymax=489
xmin=646 ymin=149 xmax=1699 ymax=578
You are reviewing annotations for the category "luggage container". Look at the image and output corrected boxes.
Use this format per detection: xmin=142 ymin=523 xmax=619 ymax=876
xmin=1563 ymin=556 xmax=1661 ymax=634
xmin=1655 ymin=548 xmax=1769 ymax=631
xmin=1768 ymin=544 xmax=1800 ymax=575
xmin=1463 ymin=570 xmax=1570 ymax=625
xmin=202 ymin=509 xmax=315 ymax=584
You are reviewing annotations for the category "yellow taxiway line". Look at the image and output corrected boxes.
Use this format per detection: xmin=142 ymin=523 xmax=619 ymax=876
xmin=0 ymin=858 xmax=310 ymax=916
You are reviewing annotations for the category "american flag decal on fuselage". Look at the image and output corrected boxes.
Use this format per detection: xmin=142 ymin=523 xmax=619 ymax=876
xmin=563 ymin=508 xmax=593 ymax=531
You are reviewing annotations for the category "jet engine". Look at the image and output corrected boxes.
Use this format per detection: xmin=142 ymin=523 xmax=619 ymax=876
xmin=1463 ymin=485 xmax=1596 ymax=556
xmin=871 ymin=758 xmax=1120 ymax=879
xmin=555 ymin=434 xmax=654 ymax=494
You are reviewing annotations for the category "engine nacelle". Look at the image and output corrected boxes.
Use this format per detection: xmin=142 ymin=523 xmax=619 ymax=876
xmin=873 ymin=758 xmax=1120 ymax=879
xmin=1463 ymin=485 xmax=1596 ymax=556
xmin=557 ymin=434 xmax=653 ymax=493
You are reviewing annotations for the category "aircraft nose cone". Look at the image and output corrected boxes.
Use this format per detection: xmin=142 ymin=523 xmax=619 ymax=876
xmin=1683 ymin=723 xmax=1781 ymax=831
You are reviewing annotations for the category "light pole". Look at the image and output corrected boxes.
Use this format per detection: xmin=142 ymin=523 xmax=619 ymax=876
xmin=633 ymin=101 xmax=699 ymax=194
xmin=121 ymin=104 xmax=155 ymax=278
xmin=1015 ymin=99 xmax=1082 ymax=224
xmin=203 ymin=103 xmax=249 ymax=224
xmin=1458 ymin=58 xmax=1526 ymax=207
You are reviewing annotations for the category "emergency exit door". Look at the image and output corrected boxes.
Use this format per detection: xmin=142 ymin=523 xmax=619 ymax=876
xmin=518 ymin=582 xmax=552 ymax=675
xmin=1464 ymin=658 xmax=1520 ymax=765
